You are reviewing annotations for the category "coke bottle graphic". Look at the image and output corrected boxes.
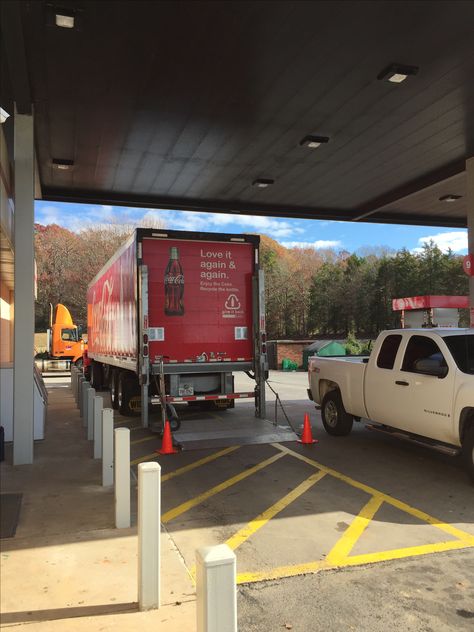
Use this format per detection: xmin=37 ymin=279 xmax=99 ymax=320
xmin=164 ymin=247 xmax=184 ymax=316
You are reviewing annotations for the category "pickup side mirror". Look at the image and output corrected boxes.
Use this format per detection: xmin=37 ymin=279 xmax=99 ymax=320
xmin=413 ymin=357 xmax=448 ymax=378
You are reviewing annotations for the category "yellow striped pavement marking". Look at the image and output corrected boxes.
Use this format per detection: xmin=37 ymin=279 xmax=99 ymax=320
xmin=130 ymin=451 xmax=159 ymax=466
xmin=162 ymin=451 xmax=285 ymax=523
xmin=325 ymin=496 xmax=383 ymax=564
xmin=273 ymin=443 xmax=474 ymax=543
xmin=226 ymin=469 xmax=327 ymax=551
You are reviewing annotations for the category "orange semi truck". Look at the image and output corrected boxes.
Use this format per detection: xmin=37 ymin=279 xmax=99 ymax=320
xmin=36 ymin=304 xmax=87 ymax=371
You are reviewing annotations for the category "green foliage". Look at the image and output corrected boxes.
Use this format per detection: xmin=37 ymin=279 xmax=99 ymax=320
xmin=345 ymin=331 xmax=362 ymax=355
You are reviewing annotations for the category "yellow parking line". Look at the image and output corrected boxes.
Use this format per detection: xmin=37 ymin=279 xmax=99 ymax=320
xmin=325 ymin=496 xmax=383 ymax=565
xmin=273 ymin=443 xmax=474 ymax=543
xmin=337 ymin=539 xmax=473 ymax=567
xmin=162 ymin=451 xmax=286 ymax=523
xmin=162 ymin=446 xmax=240 ymax=482
xmin=130 ymin=451 xmax=159 ymax=466
xmin=131 ymin=435 xmax=157 ymax=446
xmin=237 ymin=560 xmax=330 ymax=584
xmin=226 ymin=470 xmax=327 ymax=551
xmin=130 ymin=445 xmax=239 ymax=469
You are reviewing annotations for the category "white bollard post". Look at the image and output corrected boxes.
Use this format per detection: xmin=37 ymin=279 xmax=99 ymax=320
xmin=114 ymin=427 xmax=131 ymax=528
xmin=102 ymin=408 xmax=114 ymax=487
xmin=93 ymin=396 xmax=103 ymax=459
xmin=196 ymin=544 xmax=237 ymax=632
xmin=78 ymin=376 xmax=85 ymax=410
xmin=82 ymin=382 xmax=91 ymax=427
xmin=87 ymin=387 xmax=96 ymax=440
xmin=138 ymin=462 xmax=161 ymax=611
xmin=70 ymin=367 xmax=76 ymax=394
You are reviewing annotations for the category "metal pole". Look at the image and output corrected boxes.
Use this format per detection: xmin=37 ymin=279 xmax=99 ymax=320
xmin=138 ymin=462 xmax=161 ymax=611
xmin=467 ymin=157 xmax=474 ymax=327
xmin=196 ymin=544 xmax=237 ymax=632
xmin=93 ymin=396 xmax=103 ymax=459
xmin=87 ymin=387 xmax=96 ymax=440
xmin=102 ymin=408 xmax=114 ymax=487
xmin=114 ymin=428 xmax=131 ymax=529
xmin=140 ymin=265 xmax=150 ymax=429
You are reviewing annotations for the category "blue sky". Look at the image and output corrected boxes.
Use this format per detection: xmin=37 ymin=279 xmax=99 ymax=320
xmin=35 ymin=200 xmax=468 ymax=255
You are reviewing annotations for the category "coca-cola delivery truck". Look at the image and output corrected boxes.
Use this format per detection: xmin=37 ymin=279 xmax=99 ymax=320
xmin=86 ymin=228 xmax=267 ymax=430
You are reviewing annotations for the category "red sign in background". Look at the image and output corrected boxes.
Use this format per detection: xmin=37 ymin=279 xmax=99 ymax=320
xmin=463 ymin=254 xmax=474 ymax=277
xmin=143 ymin=238 xmax=255 ymax=363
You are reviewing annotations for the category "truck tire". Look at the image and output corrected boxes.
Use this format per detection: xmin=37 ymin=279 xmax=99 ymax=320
xmin=462 ymin=424 xmax=474 ymax=483
xmin=110 ymin=369 xmax=120 ymax=410
xmin=321 ymin=390 xmax=353 ymax=436
xmin=118 ymin=373 xmax=139 ymax=417
xmin=91 ymin=361 xmax=103 ymax=390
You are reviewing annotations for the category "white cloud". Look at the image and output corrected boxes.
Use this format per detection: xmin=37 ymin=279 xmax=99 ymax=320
xmin=413 ymin=231 xmax=468 ymax=254
xmin=281 ymin=239 xmax=343 ymax=250
xmin=142 ymin=210 xmax=304 ymax=239
xmin=36 ymin=205 xmax=63 ymax=225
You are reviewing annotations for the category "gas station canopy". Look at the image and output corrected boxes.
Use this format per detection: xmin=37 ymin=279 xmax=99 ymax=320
xmin=1 ymin=0 xmax=473 ymax=226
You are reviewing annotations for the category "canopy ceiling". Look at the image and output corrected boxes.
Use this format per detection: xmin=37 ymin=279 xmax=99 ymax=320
xmin=1 ymin=0 xmax=473 ymax=226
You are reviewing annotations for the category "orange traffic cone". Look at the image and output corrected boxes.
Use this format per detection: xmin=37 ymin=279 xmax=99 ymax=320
xmin=156 ymin=420 xmax=178 ymax=455
xmin=298 ymin=413 xmax=318 ymax=445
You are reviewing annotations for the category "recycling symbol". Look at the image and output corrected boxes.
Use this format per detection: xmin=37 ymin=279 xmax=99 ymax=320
xmin=225 ymin=294 xmax=241 ymax=310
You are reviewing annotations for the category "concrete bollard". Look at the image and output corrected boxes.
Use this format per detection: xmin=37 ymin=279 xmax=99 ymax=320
xmin=138 ymin=462 xmax=161 ymax=611
xmin=77 ymin=376 xmax=85 ymax=409
xmin=114 ymin=427 xmax=131 ymax=529
xmin=81 ymin=382 xmax=91 ymax=427
xmin=102 ymin=408 xmax=114 ymax=487
xmin=93 ymin=396 xmax=103 ymax=459
xmin=196 ymin=544 xmax=237 ymax=632
xmin=87 ymin=387 xmax=96 ymax=440
xmin=70 ymin=367 xmax=76 ymax=395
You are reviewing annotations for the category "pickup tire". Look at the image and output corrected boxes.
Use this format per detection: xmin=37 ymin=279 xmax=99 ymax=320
xmin=321 ymin=390 xmax=353 ymax=436
xmin=462 ymin=424 xmax=474 ymax=483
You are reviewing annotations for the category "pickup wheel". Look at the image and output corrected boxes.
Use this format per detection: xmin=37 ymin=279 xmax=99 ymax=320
xmin=321 ymin=390 xmax=353 ymax=436
xmin=462 ymin=424 xmax=474 ymax=483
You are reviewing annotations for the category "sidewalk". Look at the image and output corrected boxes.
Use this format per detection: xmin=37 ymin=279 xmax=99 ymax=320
xmin=0 ymin=379 xmax=196 ymax=631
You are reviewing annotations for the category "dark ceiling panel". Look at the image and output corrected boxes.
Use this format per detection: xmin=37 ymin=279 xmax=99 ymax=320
xmin=14 ymin=0 xmax=474 ymax=226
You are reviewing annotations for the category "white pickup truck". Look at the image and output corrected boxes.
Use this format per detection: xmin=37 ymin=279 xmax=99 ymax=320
xmin=308 ymin=329 xmax=474 ymax=480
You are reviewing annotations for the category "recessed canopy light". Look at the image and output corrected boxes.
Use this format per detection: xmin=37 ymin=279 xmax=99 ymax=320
xmin=0 ymin=107 xmax=10 ymax=124
xmin=377 ymin=63 xmax=419 ymax=83
xmin=439 ymin=194 xmax=462 ymax=202
xmin=299 ymin=135 xmax=330 ymax=148
xmin=252 ymin=178 xmax=274 ymax=188
xmin=52 ymin=158 xmax=74 ymax=170
xmin=55 ymin=12 xmax=75 ymax=28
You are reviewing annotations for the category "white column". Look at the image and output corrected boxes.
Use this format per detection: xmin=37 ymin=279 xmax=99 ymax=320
xmin=467 ymin=157 xmax=474 ymax=327
xmin=102 ymin=408 xmax=114 ymax=487
xmin=196 ymin=544 xmax=237 ymax=632
xmin=13 ymin=109 xmax=35 ymax=465
xmin=114 ymin=427 xmax=131 ymax=528
xmin=87 ymin=387 xmax=96 ymax=440
xmin=93 ymin=396 xmax=103 ymax=459
xmin=138 ymin=462 xmax=161 ymax=611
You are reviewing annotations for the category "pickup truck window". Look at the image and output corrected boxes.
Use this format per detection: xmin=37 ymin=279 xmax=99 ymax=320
xmin=444 ymin=335 xmax=474 ymax=375
xmin=377 ymin=334 xmax=402 ymax=369
xmin=401 ymin=335 xmax=447 ymax=375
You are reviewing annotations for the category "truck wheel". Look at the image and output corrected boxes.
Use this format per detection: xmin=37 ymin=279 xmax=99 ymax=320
xmin=321 ymin=390 xmax=353 ymax=436
xmin=462 ymin=424 xmax=474 ymax=483
xmin=91 ymin=362 xmax=103 ymax=390
xmin=118 ymin=373 xmax=139 ymax=417
xmin=167 ymin=404 xmax=181 ymax=431
xmin=110 ymin=370 xmax=119 ymax=410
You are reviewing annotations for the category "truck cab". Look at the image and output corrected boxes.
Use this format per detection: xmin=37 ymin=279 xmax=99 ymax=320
xmin=47 ymin=304 xmax=85 ymax=365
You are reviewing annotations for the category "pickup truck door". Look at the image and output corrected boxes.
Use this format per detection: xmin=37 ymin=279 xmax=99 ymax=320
xmin=365 ymin=333 xmax=409 ymax=429
xmin=388 ymin=334 xmax=455 ymax=443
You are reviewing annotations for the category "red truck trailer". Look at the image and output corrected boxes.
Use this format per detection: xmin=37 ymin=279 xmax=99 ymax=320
xmin=87 ymin=228 xmax=267 ymax=430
